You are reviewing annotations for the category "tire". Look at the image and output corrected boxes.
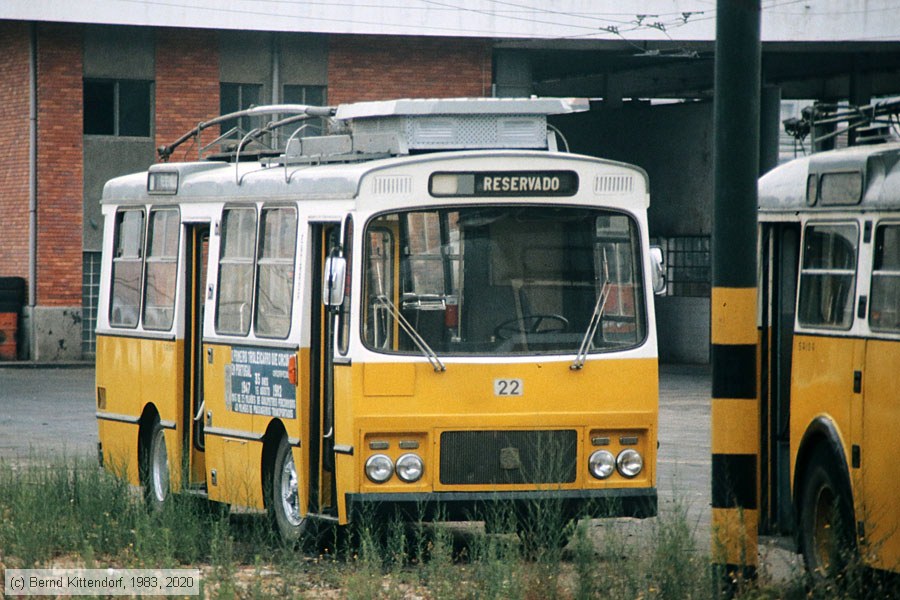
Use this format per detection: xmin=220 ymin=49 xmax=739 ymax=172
xmin=268 ymin=436 xmax=307 ymax=545
xmin=143 ymin=420 xmax=170 ymax=510
xmin=798 ymin=445 xmax=856 ymax=581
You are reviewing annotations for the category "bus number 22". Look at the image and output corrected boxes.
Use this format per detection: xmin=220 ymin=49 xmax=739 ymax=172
xmin=494 ymin=378 xmax=524 ymax=396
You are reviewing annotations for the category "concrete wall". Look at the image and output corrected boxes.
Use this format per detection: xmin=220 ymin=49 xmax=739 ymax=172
xmin=555 ymin=101 xmax=714 ymax=236
xmin=281 ymin=34 xmax=328 ymax=88
xmin=82 ymin=25 xmax=156 ymax=252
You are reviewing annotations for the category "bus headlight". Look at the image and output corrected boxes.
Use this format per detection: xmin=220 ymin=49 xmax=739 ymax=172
xmin=365 ymin=454 xmax=394 ymax=483
xmin=616 ymin=449 xmax=643 ymax=478
xmin=588 ymin=450 xmax=616 ymax=479
xmin=395 ymin=453 xmax=424 ymax=483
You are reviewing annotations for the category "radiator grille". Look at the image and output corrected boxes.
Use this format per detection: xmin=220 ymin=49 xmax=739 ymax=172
xmin=439 ymin=430 xmax=577 ymax=485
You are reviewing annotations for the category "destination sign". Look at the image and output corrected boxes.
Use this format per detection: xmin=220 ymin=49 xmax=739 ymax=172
xmin=430 ymin=170 xmax=579 ymax=197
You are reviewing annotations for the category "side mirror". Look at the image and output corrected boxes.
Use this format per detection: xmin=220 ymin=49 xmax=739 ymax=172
xmin=323 ymin=256 xmax=346 ymax=307
xmin=650 ymin=246 xmax=666 ymax=296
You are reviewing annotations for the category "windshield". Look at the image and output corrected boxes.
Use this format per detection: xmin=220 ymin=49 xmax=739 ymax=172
xmin=362 ymin=206 xmax=646 ymax=356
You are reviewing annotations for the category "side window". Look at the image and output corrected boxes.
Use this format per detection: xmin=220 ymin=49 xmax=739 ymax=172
xmin=216 ymin=207 xmax=257 ymax=335
xmin=143 ymin=209 xmax=180 ymax=331
xmin=110 ymin=208 xmax=145 ymax=328
xmin=255 ymin=206 xmax=297 ymax=339
xmin=365 ymin=224 xmax=395 ymax=349
xmin=798 ymin=223 xmax=859 ymax=330
xmin=595 ymin=214 xmax=645 ymax=344
xmin=870 ymin=224 xmax=900 ymax=332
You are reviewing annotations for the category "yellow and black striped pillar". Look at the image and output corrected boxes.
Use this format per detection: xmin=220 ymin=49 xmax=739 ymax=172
xmin=711 ymin=0 xmax=761 ymax=592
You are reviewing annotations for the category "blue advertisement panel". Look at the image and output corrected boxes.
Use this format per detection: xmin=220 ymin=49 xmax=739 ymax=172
xmin=226 ymin=346 xmax=296 ymax=419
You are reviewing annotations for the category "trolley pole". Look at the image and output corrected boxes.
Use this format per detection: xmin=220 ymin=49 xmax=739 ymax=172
xmin=711 ymin=0 xmax=761 ymax=594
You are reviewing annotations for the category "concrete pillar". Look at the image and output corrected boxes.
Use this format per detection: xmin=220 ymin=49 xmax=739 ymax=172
xmin=711 ymin=0 xmax=761 ymax=593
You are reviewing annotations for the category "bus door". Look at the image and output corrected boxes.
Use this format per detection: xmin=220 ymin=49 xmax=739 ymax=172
xmin=307 ymin=222 xmax=342 ymax=514
xmin=184 ymin=223 xmax=210 ymax=488
xmin=759 ymin=222 xmax=800 ymax=533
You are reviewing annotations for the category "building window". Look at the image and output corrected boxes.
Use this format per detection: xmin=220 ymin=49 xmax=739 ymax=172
xmin=82 ymin=252 xmax=102 ymax=357
xmin=220 ymin=83 xmax=262 ymax=135
xmin=656 ymin=236 xmax=710 ymax=297
xmin=284 ymin=85 xmax=328 ymax=136
xmin=83 ymin=79 xmax=152 ymax=137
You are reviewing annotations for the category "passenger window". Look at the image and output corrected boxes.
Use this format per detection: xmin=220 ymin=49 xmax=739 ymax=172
xmin=110 ymin=208 xmax=145 ymax=328
xmin=798 ymin=223 xmax=858 ymax=330
xmin=216 ymin=207 xmax=257 ymax=335
xmin=870 ymin=224 xmax=900 ymax=333
xmin=595 ymin=215 xmax=643 ymax=343
xmin=365 ymin=225 xmax=395 ymax=349
xmin=143 ymin=209 xmax=180 ymax=331
xmin=255 ymin=206 xmax=297 ymax=338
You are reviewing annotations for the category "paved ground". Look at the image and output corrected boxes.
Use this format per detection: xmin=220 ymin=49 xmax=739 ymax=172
xmin=0 ymin=365 xmax=96 ymax=461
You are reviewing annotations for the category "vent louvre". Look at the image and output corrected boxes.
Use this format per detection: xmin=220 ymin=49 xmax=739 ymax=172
xmin=440 ymin=430 xmax=577 ymax=485
xmin=594 ymin=174 xmax=635 ymax=194
xmin=372 ymin=175 xmax=412 ymax=196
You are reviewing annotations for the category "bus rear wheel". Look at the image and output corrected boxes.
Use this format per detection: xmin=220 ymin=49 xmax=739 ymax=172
xmin=268 ymin=436 xmax=307 ymax=545
xmin=798 ymin=446 xmax=855 ymax=581
xmin=142 ymin=419 xmax=169 ymax=510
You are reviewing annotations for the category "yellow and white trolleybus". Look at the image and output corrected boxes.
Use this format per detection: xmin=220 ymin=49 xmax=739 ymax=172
xmin=95 ymin=98 xmax=663 ymax=543
xmin=758 ymin=142 xmax=900 ymax=577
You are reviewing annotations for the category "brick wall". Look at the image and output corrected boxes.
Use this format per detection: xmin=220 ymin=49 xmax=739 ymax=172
xmin=0 ymin=22 xmax=33 ymax=280
xmin=36 ymin=24 xmax=83 ymax=306
xmin=155 ymin=28 xmax=221 ymax=161
xmin=327 ymin=35 xmax=492 ymax=104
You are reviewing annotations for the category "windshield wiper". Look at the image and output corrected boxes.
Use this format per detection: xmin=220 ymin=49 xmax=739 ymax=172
xmin=571 ymin=280 xmax=611 ymax=370
xmin=374 ymin=294 xmax=446 ymax=372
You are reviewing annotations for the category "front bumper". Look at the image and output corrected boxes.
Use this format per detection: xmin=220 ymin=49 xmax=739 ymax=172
xmin=346 ymin=487 xmax=657 ymax=522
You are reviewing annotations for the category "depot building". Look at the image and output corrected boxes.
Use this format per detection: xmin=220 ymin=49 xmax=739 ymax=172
xmin=2 ymin=1 xmax=900 ymax=362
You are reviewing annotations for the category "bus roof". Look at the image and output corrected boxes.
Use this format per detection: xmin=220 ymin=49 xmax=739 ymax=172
xmin=759 ymin=142 xmax=900 ymax=212
xmin=101 ymin=149 xmax=649 ymax=206
xmin=101 ymin=97 xmax=652 ymax=207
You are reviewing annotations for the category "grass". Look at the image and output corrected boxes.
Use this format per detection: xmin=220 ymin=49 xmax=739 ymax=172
xmin=1 ymin=456 xmax=899 ymax=599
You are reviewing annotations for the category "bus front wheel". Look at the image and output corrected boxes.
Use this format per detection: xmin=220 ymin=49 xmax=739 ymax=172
xmin=798 ymin=445 xmax=856 ymax=581
xmin=268 ymin=436 xmax=307 ymax=544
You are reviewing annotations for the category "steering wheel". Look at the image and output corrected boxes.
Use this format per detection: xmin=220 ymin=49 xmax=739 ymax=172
xmin=494 ymin=314 xmax=569 ymax=340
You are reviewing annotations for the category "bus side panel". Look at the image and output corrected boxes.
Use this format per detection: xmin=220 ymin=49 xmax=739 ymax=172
xmin=861 ymin=339 xmax=900 ymax=571
xmin=96 ymin=334 xmax=144 ymax=486
xmin=140 ymin=337 xmax=185 ymax=492
xmin=789 ymin=334 xmax=863 ymax=504
xmin=202 ymin=343 xmax=265 ymax=509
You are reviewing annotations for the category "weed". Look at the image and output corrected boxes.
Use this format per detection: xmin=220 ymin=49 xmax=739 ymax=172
xmin=3 ymin=455 xmax=899 ymax=598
